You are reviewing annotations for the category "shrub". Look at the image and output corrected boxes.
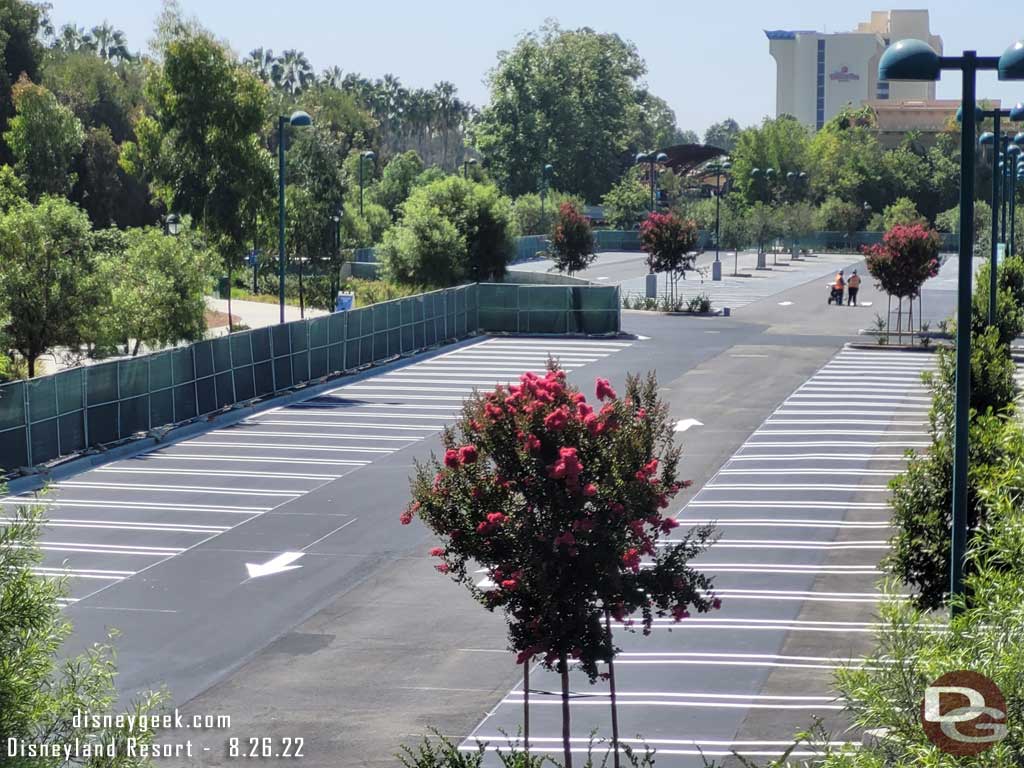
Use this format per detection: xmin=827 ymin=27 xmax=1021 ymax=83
xmin=887 ymin=329 xmax=1018 ymax=610
xmin=1 ymin=506 xmax=165 ymax=761
xmin=971 ymin=256 xmax=1024 ymax=345
xmin=549 ymin=201 xmax=595 ymax=274
xmin=686 ymin=293 xmax=712 ymax=313
xmin=378 ymin=176 xmax=514 ymax=287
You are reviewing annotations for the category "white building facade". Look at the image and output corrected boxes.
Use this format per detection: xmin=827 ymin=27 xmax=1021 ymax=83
xmin=767 ymin=10 xmax=942 ymax=130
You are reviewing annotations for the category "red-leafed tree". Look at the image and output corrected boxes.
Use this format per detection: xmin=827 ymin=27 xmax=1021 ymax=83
xmin=863 ymin=223 xmax=940 ymax=342
xmin=639 ymin=212 xmax=699 ymax=304
xmin=549 ymin=201 xmax=596 ymax=275
xmin=402 ymin=367 xmax=718 ymax=767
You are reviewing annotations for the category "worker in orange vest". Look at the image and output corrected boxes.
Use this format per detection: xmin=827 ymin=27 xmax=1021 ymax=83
xmin=829 ymin=270 xmax=845 ymax=305
xmin=847 ymin=270 xmax=861 ymax=306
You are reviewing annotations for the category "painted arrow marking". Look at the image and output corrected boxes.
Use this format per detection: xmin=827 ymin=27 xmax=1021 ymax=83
xmin=778 ymin=301 xmax=794 ymax=306
xmin=246 ymin=551 xmax=304 ymax=579
xmin=674 ymin=418 xmax=704 ymax=433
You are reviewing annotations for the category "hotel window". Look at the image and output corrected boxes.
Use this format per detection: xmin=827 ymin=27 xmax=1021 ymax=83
xmin=816 ymin=39 xmax=826 ymax=129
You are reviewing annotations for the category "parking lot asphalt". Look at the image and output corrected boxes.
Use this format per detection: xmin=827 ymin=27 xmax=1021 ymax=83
xmin=462 ymin=346 xmax=936 ymax=766
xmin=6 ymin=257 xmax=966 ymax=767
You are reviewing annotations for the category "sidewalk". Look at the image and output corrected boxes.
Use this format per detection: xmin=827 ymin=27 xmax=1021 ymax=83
xmin=205 ymin=296 xmax=328 ymax=334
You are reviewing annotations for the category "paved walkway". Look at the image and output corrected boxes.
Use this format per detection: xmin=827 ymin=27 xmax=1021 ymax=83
xmin=205 ymin=296 xmax=328 ymax=332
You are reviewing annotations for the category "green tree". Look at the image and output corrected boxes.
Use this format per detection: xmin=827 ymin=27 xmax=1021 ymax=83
xmin=815 ymin=195 xmax=863 ymax=236
xmin=4 ymin=76 xmax=84 ymax=199
xmin=704 ymin=118 xmax=741 ymax=152
xmin=0 ymin=197 xmax=99 ymax=376
xmin=472 ymin=22 xmax=649 ymax=201
xmin=509 ymin=189 xmax=585 ymax=236
xmin=1 ymin=508 xmax=164 ymax=765
xmin=881 ymin=196 xmax=926 ymax=230
xmin=372 ymin=149 xmax=424 ymax=218
xmin=600 ymin=166 xmax=648 ymax=229
xmin=746 ymin=202 xmax=780 ymax=255
xmin=0 ymin=0 xmax=44 ymax=165
xmin=807 ymin=106 xmax=886 ymax=209
xmin=632 ymin=91 xmax=681 ymax=151
xmin=132 ymin=29 xmax=273 ymax=298
xmin=729 ymin=115 xmax=809 ymax=204
xmin=378 ymin=176 xmax=513 ymax=286
xmin=0 ymin=162 xmax=25 ymax=211
xmin=93 ymin=226 xmax=212 ymax=356
xmin=779 ymin=201 xmax=816 ymax=251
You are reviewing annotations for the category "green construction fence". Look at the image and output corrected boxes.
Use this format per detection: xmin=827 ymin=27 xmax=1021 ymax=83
xmin=0 ymin=282 xmax=619 ymax=474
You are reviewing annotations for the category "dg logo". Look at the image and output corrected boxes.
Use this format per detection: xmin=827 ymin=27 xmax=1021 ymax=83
xmin=920 ymin=670 xmax=1008 ymax=756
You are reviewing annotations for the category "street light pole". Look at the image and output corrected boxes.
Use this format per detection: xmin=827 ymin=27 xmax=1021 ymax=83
xmin=540 ymin=163 xmax=554 ymax=228
xmin=463 ymin=157 xmax=477 ymax=179
xmin=277 ymin=111 xmax=313 ymax=324
xmin=359 ymin=150 xmax=376 ymax=218
xmin=880 ymin=38 xmax=1024 ymax=611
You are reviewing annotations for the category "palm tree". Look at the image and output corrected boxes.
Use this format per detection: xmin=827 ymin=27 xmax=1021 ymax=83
xmin=55 ymin=24 xmax=95 ymax=53
xmin=244 ymin=48 xmax=280 ymax=85
xmin=277 ymin=49 xmax=314 ymax=95
xmin=322 ymin=66 xmax=345 ymax=90
xmin=90 ymin=22 xmax=131 ymax=63
xmin=432 ymin=81 xmax=461 ymax=169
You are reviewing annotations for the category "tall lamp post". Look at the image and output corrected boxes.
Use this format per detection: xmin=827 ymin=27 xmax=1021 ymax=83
xmin=463 ymin=157 xmax=477 ymax=179
xmin=635 ymin=151 xmax=668 ymax=212
xmin=540 ymin=163 xmax=554 ymax=227
xmin=278 ymin=110 xmax=313 ymax=325
xmin=880 ymin=37 xmax=1024 ymax=612
xmin=1008 ymin=144 xmax=1021 ymax=257
xmin=358 ymin=150 xmax=376 ymax=218
xmin=709 ymin=160 xmax=731 ymax=281
xmin=749 ymin=167 xmax=775 ymax=268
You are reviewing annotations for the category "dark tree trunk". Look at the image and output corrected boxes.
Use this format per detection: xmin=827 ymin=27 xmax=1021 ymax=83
xmin=605 ymin=610 xmax=621 ymax=768
xmin=560 ymin=653 xmax=573 ymax=768
xmin=523 ymin=661 xmax=530 ymax=755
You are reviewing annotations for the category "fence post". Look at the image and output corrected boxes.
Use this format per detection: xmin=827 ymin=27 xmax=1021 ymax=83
xmin=227 ymin=334 xmax=238 ymax=403
xmin=147 ymin=356 xmax=153 ymax=431
xmin=304 ymin=320 xmax=312 ymax=383
xmin=192 ymin=345 xmax=200 ymax=418
xmin=81 ymin=368 xmax=89 ymax=448
xmin=116 ymin=360 xmax=123 ymax=440
xmin=249 ymin=333 xmax=257 ymax=398
xmin=22 ymin=382 xmax=32 ymax=468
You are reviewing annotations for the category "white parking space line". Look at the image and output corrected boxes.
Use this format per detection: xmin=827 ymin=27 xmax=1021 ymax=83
xmin=54 ymin=481 xmax=302 ymax=497
xmin=0 ymin=517 xmax=228 ymax=534
xmin=136 ymin=454 xmax=370 ymax=466
xmin=3 ymin=497 xmax=272 ymax=514
xmin=174 ymin=442 xmax=394 ymax=454
xmin=205 ymin=431 xmax=415 ymax=443
xmin=94 ymin=467 xmax=343 ymax=480
xmin=682 ymin=518 xmax=892 ymax=529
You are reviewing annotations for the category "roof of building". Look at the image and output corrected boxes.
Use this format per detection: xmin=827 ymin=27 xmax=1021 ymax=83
xmin=764 ymin=29 xmax=814 ymax=40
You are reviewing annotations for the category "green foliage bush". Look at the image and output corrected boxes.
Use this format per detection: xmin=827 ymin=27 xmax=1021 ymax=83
xmin=887 ymin=329 xmax=1018 ymax=611
xmin=600 ymin=167 xmax=649 ymax=230
xmin=971 ymin=256 xmax=1024 ymax=345
xmin=1 ymin=506 xmax=165 ymax=765
xmin=378 ymin=176 xmax=514 ymax=287
xmin=509 ymin=189 xmax=585 ymax=237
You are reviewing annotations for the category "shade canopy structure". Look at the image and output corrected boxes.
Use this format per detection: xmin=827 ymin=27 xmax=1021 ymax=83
xmin=658 ymin=143 xmax=728 ymax=175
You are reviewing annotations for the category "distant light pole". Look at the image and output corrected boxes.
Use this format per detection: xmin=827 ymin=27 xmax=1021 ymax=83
xmin=463 ymin=157 xmax=477 ymax=179
xmin=278 ymin=110 xmax=313 ymax=324
xmin=540 ymin=163 xmax=554 ymax=227
xmin=709 ymin=160 xmax=731 ymax=281
xmin=359 ymin=150 xmax=376 ymax=218
xmin=880 ymin=36 xmax=1024 ymax=612
xmin=636 ymin=151 xmax=669 ymax=212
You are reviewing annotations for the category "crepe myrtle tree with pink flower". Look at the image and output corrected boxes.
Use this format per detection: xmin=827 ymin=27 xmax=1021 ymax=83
xmin=402 ymin=366 xmax=718 ymax=767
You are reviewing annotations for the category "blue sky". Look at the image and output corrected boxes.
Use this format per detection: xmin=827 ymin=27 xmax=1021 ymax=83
xmin=47 ymin=1 xmax=1024 ymax=135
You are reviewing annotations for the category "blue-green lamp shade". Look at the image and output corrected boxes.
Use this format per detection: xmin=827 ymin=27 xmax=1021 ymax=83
xmin=289 ymin=110 xmax=312 ymax=127
xmin=544 ymin=163 xmax=554 ymax=175
xmin=635 ymin=153 xmax=649 ymax=163
xmin=1015 ymin=132 xmax=1024 ymax=144
xmin=765 ymin=168 xmax=776 ymax=177
xmin=955 ymin=105 xmax=984 ymax=123
xmin=879 ymin=39 xmax=941 ymax=81
xmin=655 ymin=152 xmax=668 ymax=163
xmin=979 ymin=132 xmax=995 ymax=145
xmin=1009 ymin=144 xmax=1022 ymax=156
xmin=750 ymin=168 xmax=761 ymax=177
xmin=998 ymin=41 xmax=1024 ymax=81
xmin=1011 ymin=103 xmax=1024 ymax=121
